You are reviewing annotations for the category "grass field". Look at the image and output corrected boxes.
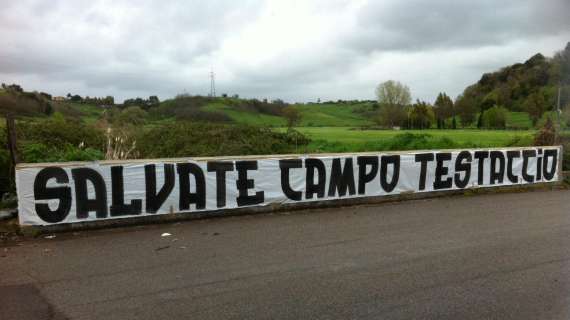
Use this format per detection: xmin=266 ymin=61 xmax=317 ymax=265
xmin=202 ymin=101 xmax=374 ymax=127
xmin=279 ymin=127 xmax=536 ymax=153
xmin=51 ymin=102 xmax=105 ymax=124
xmin=506 ymin=112 xmax=532 ymax=128
xmin=201 ymin=100 xmax=545 ymax=130
xmin=203 ymin=102 xmax=287 ymax=126
xmin=295 ymin=103 xmax=374 ymax=127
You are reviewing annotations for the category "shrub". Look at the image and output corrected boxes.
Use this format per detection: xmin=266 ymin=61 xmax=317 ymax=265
xmin=173 ymin=108 xmax=231 ymax=122
xmin=136 ymin=122 xmax=310 ymax=158
xmin=17 ymin=113 xmax=105 ymax=150
xmin=482 ymin=105 xmax=508 ymax=129
xmin=152 ymin=96 xmax=231 ymax=122
xmin=117 ymin=106 xmax=147 ymax=125
xmin=385 ymin=133 xmax=459 ymax=150
xmin=21 ymin=143 xmax=104 ymax=163
xmin=534 ymin=117 xmax=556 ymax=146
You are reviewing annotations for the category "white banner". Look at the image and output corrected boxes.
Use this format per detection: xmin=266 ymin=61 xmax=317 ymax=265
xmin=16 ymin=147 xmax=561 ymax=226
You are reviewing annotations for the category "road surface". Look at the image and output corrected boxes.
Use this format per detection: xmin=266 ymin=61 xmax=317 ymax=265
xmin=2 ymin=189 xmax=570 ymax=320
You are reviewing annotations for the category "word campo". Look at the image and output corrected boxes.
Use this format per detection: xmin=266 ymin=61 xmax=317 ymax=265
xmin=17 ymin=147 xmax=560 ymax=225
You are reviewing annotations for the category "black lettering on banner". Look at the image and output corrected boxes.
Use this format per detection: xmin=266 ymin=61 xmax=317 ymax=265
xmin=433 ymin=153 xmax=452 ymax=190
xmin=474 ymin=151 xmax=489 ymax=185
xmin=177 ymin=163 xmax=206 ymax=210
xmin=536 ymin=149 xmax=543 ymax=181
xmin=145 ymin=164 xmax=175 ymax=213
xmin=33 ymin=167 xmax=72 ymax=223
xmin=235 ymin=161 xmax=264 ymax=206
xmin=454 ymin=151 xmax=472 ymax=188
xmin=543 ymin=149 xmax=558 ymax=181
xmin=489 ymin=151 xmax=505 ymax=185
xmin=305 ymin=158 xmax=326 ymax=199
xmin=328 ymin=158 xmax=356 ymax=197
xmin=110 ymin=166 xmax=142 ymax=216
xmin=357 ymin=156 xmax=379 ymax=195
xmin=71 ymin=168 xmax=107 ymax=219
xmin=522 ymin=150 xmax=536 ymax=183
xmin=279 ymin=159 xmax=303 ymax=201
xmin=506 ymin=151 xmax=520 ymax=183
xmin=207 ymin=161 xmax=235 ymax=207
xmin=380 ymin=155 xmax=400 ymax=192
xmin=415 ymin=153 xmax=434 ymax=190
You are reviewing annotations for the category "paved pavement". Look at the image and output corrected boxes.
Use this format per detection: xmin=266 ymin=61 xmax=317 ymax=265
xmin=2 ymin=190 xmax=570 ymax=320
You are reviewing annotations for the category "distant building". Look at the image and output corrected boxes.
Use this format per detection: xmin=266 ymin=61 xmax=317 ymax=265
xmin=52 ymin=96 xmax=66 ymax=102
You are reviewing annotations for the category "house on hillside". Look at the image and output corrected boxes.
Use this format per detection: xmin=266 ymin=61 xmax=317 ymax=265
xmin=52 ymin=96 xmax=66 ymax=102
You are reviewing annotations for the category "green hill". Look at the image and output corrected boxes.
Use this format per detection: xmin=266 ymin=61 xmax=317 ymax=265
xmin=203 ymin=102 xmax=286 ymax=126
xmin=154 ymin=96 xmax=376 ymax=127
xmin=296 ymin=103 xmax=375 ymax=127
xmin=456 ymin=42 xmax=569 ymax=127
xmin=0 ymin=85 xmax=53 ymax=117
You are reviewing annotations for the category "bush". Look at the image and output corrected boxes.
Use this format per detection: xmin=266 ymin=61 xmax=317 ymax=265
xmin=229 ymin=98 xmax=287 ymax=116
xmin=117 ymin=106 xmax=147 ymax=125
xmin=385 ymin=133 xmax=458 ymax=150
xmin=173 ymin=108 xmax=231 ymax=122
xmin=21 ymin=143 xmax=104 ymax=163
xmin=136 ymin=122 xmax=310 ymax=158
xmin=534 ymin=117 xmax=556 ymax=146
xmin=17 ymin=113 xmax=105 ymax=151
xmin=482 ymin=105 xmax=508 ymax=129
xmin=151 ymin=96 xmax=231 ymax=122
xmin=377 ymin=104 xmax=407 ymax=128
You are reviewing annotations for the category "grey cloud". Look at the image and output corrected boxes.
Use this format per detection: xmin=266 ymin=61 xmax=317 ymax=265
xmin=349 ymin=0 xmax=570 ymax=53
xmin=0 ymin=0 xmax=568 ymax=103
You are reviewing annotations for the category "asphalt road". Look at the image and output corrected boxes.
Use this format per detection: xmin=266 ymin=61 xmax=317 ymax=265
xmin=2 ymin=190 xmax=570 ymax=320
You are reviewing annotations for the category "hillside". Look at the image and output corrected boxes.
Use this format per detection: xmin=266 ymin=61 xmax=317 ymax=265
xmin=457 ymin=42 xmax=570 ymax=126
xmin=296 ymin=103 xmax=375 ymax=127
xmin=154 ymin=96 xmax=376 ymax=127
xmin=0 ymin=85 xmax=105 ymax=122
xmin=0 ymin=84 xmax=53 ymax=116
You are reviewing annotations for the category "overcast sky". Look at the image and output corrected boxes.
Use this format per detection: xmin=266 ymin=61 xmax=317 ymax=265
xmin=1 ymin=0 xmax=569 ymax=103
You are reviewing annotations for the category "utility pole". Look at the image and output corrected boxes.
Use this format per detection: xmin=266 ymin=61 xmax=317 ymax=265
xmin=210 ymin=68 xmax=216 ymax=97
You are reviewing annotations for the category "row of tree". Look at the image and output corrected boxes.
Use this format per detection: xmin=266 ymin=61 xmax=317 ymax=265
xmin=374 ymin=43 xmax=570 ymax=130
xmin=456 ymin=42 xmax=570 ymax=127
xmin=122 ymin=96 xmax=160 ymax=110
xmin=66 ymin=93 xmax=115 ymax=106
xmin=374 ymin=80 xmax=508 ymax=130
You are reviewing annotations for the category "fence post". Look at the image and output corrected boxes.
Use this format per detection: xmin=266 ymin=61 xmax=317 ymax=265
xmin=6 ymin=114 xmax=19 ymax=190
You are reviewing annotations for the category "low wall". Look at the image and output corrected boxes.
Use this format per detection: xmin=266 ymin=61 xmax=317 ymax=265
xmin=15 ymin=146 xmax=563 ymax=232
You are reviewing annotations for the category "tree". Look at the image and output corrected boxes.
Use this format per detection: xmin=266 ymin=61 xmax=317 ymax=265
xmin=434 ymin=92 xmax=454 ymax=129
xmin=117 ymin=106 xmax=147 ymax=125
xmin=375 ymin=80 xmax=411 ymax=128
xmin=534 ymin=117 xmax=556 ymax=146
xmin=408 ymin=100 xmax=434 ymax=129
xmin=525 ymin=91 xmax=547 ymax=127
xmin=282 ymin=106 xmax=301 ymax=129
xmin=455 ymin=95 xmax=477 ymax=128
xmin=375 ymin=80 xmax=411 ymax=107
xmin=482 ymin=105 xmax=508 ymax=129
xmin=103 ymin=96 xmax=115 ymax=105
xmin=553 ymin=42 xmax=570 ymax=85
xmin=148 ymin=95 xmax=160 ymax=107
